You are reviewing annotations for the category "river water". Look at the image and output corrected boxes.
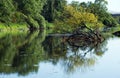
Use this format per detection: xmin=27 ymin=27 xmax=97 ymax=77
xmin=0 ymin=31 xmax=120 ymax=78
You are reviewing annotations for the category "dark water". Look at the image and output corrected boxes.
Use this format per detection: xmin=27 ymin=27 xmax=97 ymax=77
xmin=0 ymin=31 xmax=120 ymax=78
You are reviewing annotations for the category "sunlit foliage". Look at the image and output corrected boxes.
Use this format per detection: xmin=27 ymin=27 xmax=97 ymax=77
xmin=79 ymin=0 xmax=118 ymax=27
xmin=53 ymin=5 xmax=103 ymax=33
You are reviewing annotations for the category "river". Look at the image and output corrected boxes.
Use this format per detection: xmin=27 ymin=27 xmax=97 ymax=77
xmin=0 ymin=31 xmax=120 ymax=78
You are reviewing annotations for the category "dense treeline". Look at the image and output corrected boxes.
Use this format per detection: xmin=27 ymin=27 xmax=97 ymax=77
xmin=53 ymin=0 xmax=118 ymax=33
xmin=0 ymin=0 xmax=67 ymax=30
xmin=0 ymin=0 xmax=118 ymax=32
xmin=42 ymin=0 xmax=66 ymax=22
xmin=0 ymin=0 xmax=46 ymax=29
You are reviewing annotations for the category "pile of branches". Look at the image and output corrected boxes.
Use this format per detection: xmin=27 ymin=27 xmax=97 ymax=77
xmin=67 ymin=24 xmax=104 ymax=47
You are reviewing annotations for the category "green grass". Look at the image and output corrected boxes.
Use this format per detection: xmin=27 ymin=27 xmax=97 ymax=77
xmin=0 ymin=30 xmax=28 ymax=38
xmin=0 ymin=23 xmax=29 ymax=32
xmin=0 ymin=23 xmax=29 ymax=38
xmin=45 ymin=22 xmax=55 ymax=34
xmin=46 ymin=22 xmax=54 ymax=29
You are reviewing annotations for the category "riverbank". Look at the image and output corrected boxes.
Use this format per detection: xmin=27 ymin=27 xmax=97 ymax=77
xmin=0 ymin=23 xmax=29 ymax=32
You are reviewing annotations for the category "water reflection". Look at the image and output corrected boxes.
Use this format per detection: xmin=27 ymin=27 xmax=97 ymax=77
xmin=42 ymin=34 xmax=108 ymax=73
xmin=0 ymin=30 xmax=46 ymax=76
xmin=0 ymin=31 xmax=109 ymax=76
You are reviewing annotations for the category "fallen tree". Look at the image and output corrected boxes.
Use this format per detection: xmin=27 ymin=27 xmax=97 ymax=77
xmin=67 ymin=23 xmax=105 ymax=47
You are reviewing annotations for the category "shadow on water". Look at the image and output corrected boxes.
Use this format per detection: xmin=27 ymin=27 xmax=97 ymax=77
xmin=0 ymin=31 xmax=112 ymax=76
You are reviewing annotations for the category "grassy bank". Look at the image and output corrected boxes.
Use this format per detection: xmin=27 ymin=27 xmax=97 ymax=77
xmin=0 ymin=23 xmax=29 ymax=32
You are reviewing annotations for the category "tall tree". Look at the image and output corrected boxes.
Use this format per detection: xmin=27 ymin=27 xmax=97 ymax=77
xmin=42 ymin=0 xmax=67 ymax=22
xmin=0 ymin=0 xmax=15 ymax=23
xmin=14 ymin=0 xmax=46 ymax=29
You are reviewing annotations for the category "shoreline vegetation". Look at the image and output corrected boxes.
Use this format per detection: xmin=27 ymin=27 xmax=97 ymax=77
xmin=0 ymin=0 xmax=120 ymax=37
xmin=0 ymin=23 xmax=28 ymax=32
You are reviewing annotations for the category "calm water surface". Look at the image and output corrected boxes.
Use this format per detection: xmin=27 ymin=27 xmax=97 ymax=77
xmin=0 ymin=31 xmax=120 ymax=78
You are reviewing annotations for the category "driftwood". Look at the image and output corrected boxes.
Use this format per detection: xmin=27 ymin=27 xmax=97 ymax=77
xmin=67 ymin=23 xmax=105 ymax=47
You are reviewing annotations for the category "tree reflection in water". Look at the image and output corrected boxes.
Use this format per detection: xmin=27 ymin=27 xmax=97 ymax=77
xmin=0 ymin=31 xmax=109 ymax=76
xmin=42 ymin=34 xmax=108 ymax=73
xmin=0 ymin=30 xmax=46 ymax=76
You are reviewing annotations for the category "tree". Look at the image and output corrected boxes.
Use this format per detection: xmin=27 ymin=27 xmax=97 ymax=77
xmin=42 ymin=0 xmax=67 ymax=22
xmin=0 ymin=0 xmax=47 ymax=29
xmin=54 ymin=5 xmax=102 ymax=33
xmin=78 ymin=0 xmax=118 ymax=27
xmin=0 ymin=0 xmax=15 ymax=23
xmin=14 ymin=0 xmax=47 ymax=29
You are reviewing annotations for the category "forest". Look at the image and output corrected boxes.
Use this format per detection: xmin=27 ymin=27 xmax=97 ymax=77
xmin=0 ymin=0 xmax=119 ymax=33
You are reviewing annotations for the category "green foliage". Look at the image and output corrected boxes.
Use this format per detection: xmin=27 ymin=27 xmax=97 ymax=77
xmin=33 ymin=14 xmax=46 ymax=28
xmin=103 ymin=16 xmax=118 ymax=27
xmin=14 ymin=0 xmax=46 ymax=15
xmin=53 ymin=5 xmax=103 ymax=33
xmin=0 ymin=0 xmax=47 ymax=29
xmin=112 ymin=16 xmax=120 ymax=25
xmin=11 ymin=12 xmax=25 ymax=23
xmin=0 ymin=0 xmax=15 ymax=23
xmin=53 ymin=20 xmax=73 ymax=33
xmin=42 ymin=0 xmax=66 ymax=22
xmin=53 ymin=0 xmax=120 ymax=33
xmin=26 ymin=16 xmax=39 ymax=29
xmin=0 ymin=23 xmax=28 ymax=32
xmin=0 ymin=0 xmax=118 ymax=31
xmin=14 ymin=0 xmax=47 ymax=29
xmin=79 ymin=0 xmax=118 ymax=27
